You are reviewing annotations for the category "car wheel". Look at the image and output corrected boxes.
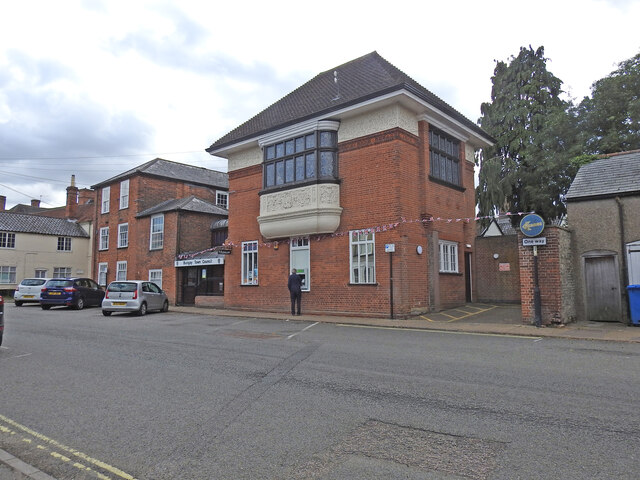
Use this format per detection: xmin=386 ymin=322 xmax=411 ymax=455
xmin=75 ymin=297 xmax=85 ymax=310
xmin=41 ymin=305 xmax=51 ymax=310
xmin=138 ymin=302 xmax=147 ymax=316
xmin=15 ymin=301 xmax=23 ymax=307
xmin=102 ymin=310 xmax=112 ymax=316
xmin=161 ymin=300 xmax=169 ymax=312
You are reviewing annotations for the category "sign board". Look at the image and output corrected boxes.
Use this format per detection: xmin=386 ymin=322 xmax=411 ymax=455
xmin=520 ymin=213 xmax=545 ymax=237
xmin=174 ymin=257 xmax=224 ymax=267
xmin=216 ymin=248 xmax=232 ymax=255
xmin=499 ymin=263 xmax=511 ymax=271
xmin=523 ymin=237 xmax=547 ymax=246
xmin=385 ymin=244 xmax=396 ymax=253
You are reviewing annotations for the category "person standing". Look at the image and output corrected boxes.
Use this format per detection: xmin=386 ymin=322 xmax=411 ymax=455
xmin=288 ymin=268 xmax=302 ymax=315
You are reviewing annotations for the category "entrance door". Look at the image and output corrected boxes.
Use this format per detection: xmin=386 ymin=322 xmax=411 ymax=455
xmin=181 ymin=267 xmax=198 ymax=305
xmin=584 ymin=254 xmax=621 ymax=321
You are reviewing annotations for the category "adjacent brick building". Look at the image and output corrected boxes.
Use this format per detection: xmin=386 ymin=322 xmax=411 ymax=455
xmin=91 ymin=158 xmax=228 ymax=305
xmin=207 ymin=52 xmax=493 ymax=317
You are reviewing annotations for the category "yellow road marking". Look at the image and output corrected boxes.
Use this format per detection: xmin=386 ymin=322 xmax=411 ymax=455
xmin=0 ymin=413 xmax=136 ymax=480
xmin=421 ymin=305 xmax=498 ymax=323
xmin=337 ymin=323 xmax=540 ymax=340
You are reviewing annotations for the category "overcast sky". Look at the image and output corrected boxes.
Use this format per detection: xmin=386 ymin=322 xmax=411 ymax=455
xmin=1 ymin=0 xmax=638 ymax=209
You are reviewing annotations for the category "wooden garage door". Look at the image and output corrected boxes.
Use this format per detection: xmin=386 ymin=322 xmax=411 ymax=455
xmin=584 ymin=255 xmax=621 ymax=321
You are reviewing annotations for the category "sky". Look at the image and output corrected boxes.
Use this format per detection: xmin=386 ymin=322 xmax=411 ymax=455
xmin=1 ymin=0 xmax=639 ymax=209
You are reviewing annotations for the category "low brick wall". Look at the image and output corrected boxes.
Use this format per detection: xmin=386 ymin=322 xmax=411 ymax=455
xmin=194 ymin=295 xmax=225 ymax=308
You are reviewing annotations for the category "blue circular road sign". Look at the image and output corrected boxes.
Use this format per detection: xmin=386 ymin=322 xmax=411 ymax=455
xmin=520 ymin=213 xmax=545 ymax=237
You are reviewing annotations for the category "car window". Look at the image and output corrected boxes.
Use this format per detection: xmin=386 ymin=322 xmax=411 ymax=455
xmin=21 ymin=279 xmax=47 ymax=286
xmin=107 ymin=282 xmax=137 ymax=292
xmin=47 ymin=280 xmax=73 ymax=288
xmin=75 ymin=279 xmax=88 ymax=288
xmin=88 ymin=280 xmax=98 ymax=289
xmin=148 ymin=283 xmax=161 ymax=293
xmin=142 ymin=283 xmax=150 ymax=293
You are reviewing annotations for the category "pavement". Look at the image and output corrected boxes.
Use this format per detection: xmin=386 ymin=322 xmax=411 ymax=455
xmin=3 ymin=303 xmax=639 ymax=479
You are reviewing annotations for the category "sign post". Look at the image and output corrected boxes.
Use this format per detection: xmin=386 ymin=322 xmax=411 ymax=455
xmin=520 ymin=213 xmax=545 ymax=327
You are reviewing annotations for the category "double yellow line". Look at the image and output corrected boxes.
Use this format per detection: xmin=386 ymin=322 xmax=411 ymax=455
xmin=421 ymin=305 xmax=498 ymax=323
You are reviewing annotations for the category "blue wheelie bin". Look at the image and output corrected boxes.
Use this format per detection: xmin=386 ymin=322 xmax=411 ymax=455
xmin=628 ymin=285 xmax=640 ymax=326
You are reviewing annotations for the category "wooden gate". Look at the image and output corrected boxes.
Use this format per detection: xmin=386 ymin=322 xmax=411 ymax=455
xmin=584 ymin=253 xmax=621 ymax=321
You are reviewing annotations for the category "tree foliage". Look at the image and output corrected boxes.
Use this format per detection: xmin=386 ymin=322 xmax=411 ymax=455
xmin=476 ymin=46 xmax=579 ymax=225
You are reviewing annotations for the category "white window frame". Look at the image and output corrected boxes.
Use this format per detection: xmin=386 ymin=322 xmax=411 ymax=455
xmin=99 ymin=227 xmax=109 ymax=250
xmin=119 ymin=179 xmax=129 ymax=210
xmin=0 ymin=232 xmax=16 ymax=249
xmin=35 ymin=269 xmax=48 ymax=278
xmin=53 ymin=267 xmax=71 ymax=277
xmin=101 ymin=186 xmax=110 ymax=214
xmin=241 ymin=241 xmax=258 ymax=285
xmin=350 ymin=230 xmax=376 ymax=284
xmin=216 ymin=190 xmax=229 ymax=209
xmin=0 ymin=266 xmax=16 ymax=284
xmin=57 ymin=236 xmax=72 ymax=252
xmin=149 ymin=269 xmax=163 ymax=289
xmin=116 ymin=261 xmax=127 ymax=281
xmin=118 ymin=223 xmax=129 ymax=248
xmin=290 ymin=236 xmax=310 ymax=291
xmin=439 ymin=240 xmax=459 ymax=273
xmin=150 ymin=214 xmax=164 ymax=250
xmin=98 ymin=263 xmax=108 ymax=287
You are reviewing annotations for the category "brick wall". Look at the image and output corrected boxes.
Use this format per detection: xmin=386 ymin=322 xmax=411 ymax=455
xmin=475 ymin=235 xmax=521 ymax=303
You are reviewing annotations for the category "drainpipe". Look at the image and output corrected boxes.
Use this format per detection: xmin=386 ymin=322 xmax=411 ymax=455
xmin=616 ymin=197 xmax=630 ymax=322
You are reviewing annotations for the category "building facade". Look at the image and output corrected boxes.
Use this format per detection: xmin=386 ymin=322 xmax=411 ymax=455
xmin=207 ymin=52 xmax=493 ymax=317
xmin=91 ymin=158 xmax=228 ymax=305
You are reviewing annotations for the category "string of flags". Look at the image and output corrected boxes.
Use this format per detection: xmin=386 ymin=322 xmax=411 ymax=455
xmin=176 ymin=211 xmax=533 ymax=260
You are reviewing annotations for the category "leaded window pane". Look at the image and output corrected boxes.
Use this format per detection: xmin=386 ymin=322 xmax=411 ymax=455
xmin=295 ymin=137 xmax=304 ymax=152
xmin=320 ymin=131 xmax=336 ymax=148
xmin=320 ymin=151 xmax=335 ymax=177
xmin=266 ymin=145 xmax=275 ymax=160
xmin=276 ymin=142 xmax=285 ymax=158
xmin=266 ymin=163 xmax=275 ymax=187
xmin=285 ymin=158 xmax=294 ymax=183
xmin=276 ymin=161 xmax=285 ymax=185
xmin=305 ymin=133 xmax=315 ymax=149
xmin=305 ymin=153 xmax=316 ymax=178
xmin=285 ymin=140 xmax=295 ymax=156
xmin=295 ymin=156 xmax=305 ymax=180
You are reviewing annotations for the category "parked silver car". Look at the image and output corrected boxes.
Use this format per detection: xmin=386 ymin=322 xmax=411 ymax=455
xmin=14 ymin=278 xmax=50 ymax=306
xmin=102 ymin=281 xmax=169 ymax=316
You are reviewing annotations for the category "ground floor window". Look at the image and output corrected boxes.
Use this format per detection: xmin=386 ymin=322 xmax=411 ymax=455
xmin=53 ymin=267 xmax=72 ymax=277
xmin=439 ymin=240 xmax=459 ymax=273
xmin=116 ymin=261 xmax=127 ymax=280
xmin=35 ymin=269 xmax=48 ymax=278
xmin=350 ymin=230 xmax=375 ymax=284
xmin=242 ymin=241 xmax=258 ymax=285
xmin=149 ymin=269 xmax=163 ymax=289
xmin=290 ymin=236 xmax=310 ymax=291
xmin=0 ymin=266 xmax=16 ymax=284
xmin=98 ymin=263 xmax=108 ymax=286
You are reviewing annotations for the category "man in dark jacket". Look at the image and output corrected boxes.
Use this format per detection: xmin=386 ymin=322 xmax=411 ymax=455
xmin=288 ymin=268 xmax=302 ymax=315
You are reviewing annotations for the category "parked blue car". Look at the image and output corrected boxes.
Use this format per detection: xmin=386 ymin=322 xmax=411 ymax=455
xmin=40 ymin=278 xmax=105 ymax=310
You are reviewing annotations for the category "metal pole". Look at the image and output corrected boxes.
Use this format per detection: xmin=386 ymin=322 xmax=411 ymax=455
xmin=389 ymin=252 xmax=394 ymax=319
xmin=533 ymin=245 xmax=542 ymax=327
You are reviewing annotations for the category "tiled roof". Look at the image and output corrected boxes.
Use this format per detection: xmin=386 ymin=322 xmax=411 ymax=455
xmin=136 ymin=195 xmax=228 ymax=218
xmin=92 ymin=158 xmax=228 ymax=189
xmin=207 ymin=51 xmax=492 ymax=152
xmin=0 ymin=212 xmax=89 ymax=237
xmin=566 ymin=150 xmax=640 ymax=201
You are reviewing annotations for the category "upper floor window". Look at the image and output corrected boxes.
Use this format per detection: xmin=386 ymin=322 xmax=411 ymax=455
xmin=439 ymin=240 xmax=459 ymax=273
xmin=118 ymin=223 xmax=129 ymax=248
xmin=216 ymin=191 xmax=228 ymax=209
xmin=119 ymin=179 xmax=129 ymax=210
xmin=99 ymin=227 xmax=109 ymax=251
xmin=101 ymin=186 xmax=110 ymax=213
xmin=0 ymin=232 xmax=16 ymax=249
xmin=57 ymin=237 xmax=72 ymax=251
xmin=150 ymin=214 xmax=164 ymax=250
xmin=263 ymin=130 xmax=338 ymax=189
xmin=429 ymin=128 xmax=461 ymax=186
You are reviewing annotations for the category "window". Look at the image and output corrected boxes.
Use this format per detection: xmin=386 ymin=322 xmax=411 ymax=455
xmin=116 ymin=261 xmax=127 ymax=281
xmin=216 ymin=191 xmax=228 ymax=209
xmin=149 ymin=269 xmax=162 ymax=289
xmin=0 ymin=266 xmax=16 ymax=284
xmin=119 ymin=179 xmax=129 ymax=210
xmin=53 ymin=267 xmax=72 ymax=277
xmin=241 ymin=241 xmax=258 ymax=285
xmin=429 ymin=128 xmax=461 ymax=186
xmin=101 ymin=186 xmax=110 ymax=213
xmin=57 ymin=237 xmax=72 ymax=251
xmin=150 ymin=214 xmax=164 ymax=250
xmin=35 ymin=269 xmax=48 ymax=278
xmin=439 ymin=241 xmax=459 ymax=273
xmin=118 ymin=223 xmax=129 ymax=248
xmin=290 ymin=236 xmax=310 ymax=291
xmin=98 ymin=263 xmax=108 ymax=286
xmin=350 ymin=230 xmax=375 ymax=284
xmin=263 ymin=129 xmax=338 ymax=189
xmin=0 ymin=232 xmax=16 ymax=249
xmin=99 ymin=227 xmax=109 ymax=250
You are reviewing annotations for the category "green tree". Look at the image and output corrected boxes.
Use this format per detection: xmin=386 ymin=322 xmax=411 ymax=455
xmin=476 ymin=46 xmax=579 ymax=225
xmin=577 ymin=52 xmax=640 ymax=154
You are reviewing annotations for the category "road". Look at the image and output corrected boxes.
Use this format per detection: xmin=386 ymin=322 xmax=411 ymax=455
xmin=1 ymin=304 xmax=640 ymax=479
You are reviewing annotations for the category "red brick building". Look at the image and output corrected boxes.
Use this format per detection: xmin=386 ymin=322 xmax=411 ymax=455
xmin=207 ymin=52 xmax=493 ymax=317
xmin=91 ymin=158 xmax=228 ymax=305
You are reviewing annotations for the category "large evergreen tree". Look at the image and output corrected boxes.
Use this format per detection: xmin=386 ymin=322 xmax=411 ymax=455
xmin=476 ymin=46 xmax=579 ymax=225
xmin=577 ymin=52 xmax=640 ymax=154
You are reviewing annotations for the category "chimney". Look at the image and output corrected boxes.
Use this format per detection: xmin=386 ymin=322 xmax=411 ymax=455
xmin=66 ymin=175 xmax=79 ymax=218
xmin=31 ymin=199 xmax=41 ymax=208
xmin=0 ymin=195 xmax=5 ymax=211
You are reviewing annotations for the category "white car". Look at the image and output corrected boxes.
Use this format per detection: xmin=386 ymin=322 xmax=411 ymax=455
xmin=102 ymin=280 xmax=169 ymax=316
xmin=14 ymin=278 xmax=50 ymax=306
